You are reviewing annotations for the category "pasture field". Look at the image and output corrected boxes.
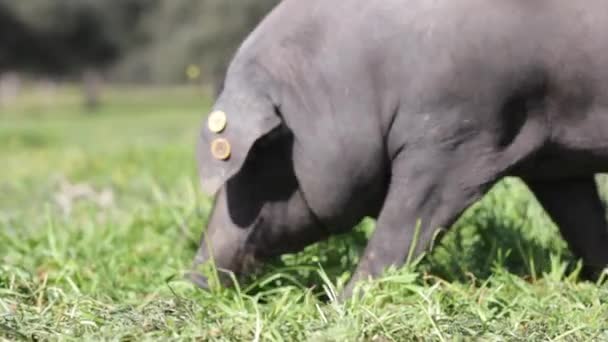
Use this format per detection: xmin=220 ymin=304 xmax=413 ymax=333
xmin=1 ymin=85 xmax=607 ymax=341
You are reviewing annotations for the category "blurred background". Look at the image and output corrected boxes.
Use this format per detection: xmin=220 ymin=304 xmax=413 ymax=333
xmin=0 ymin=0 xmax=282 ymax=210
xmin=1 ymin=0 xmax=287 ymax=294
xmin=0 ymin=0 xmax=279 ymax=108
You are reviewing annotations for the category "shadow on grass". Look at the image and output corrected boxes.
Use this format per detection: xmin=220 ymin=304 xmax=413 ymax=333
xmin=420 ymin=205 xmax=574 ymax=284
xmin=235 ymin=178 xmax=583 ymax=297
xmin=421 ymin=178 xmax=578 ymax=284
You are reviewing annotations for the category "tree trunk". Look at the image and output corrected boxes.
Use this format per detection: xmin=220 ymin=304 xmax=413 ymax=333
xmin=83 ymin=68 xmax=102 ymax=111
xmin=0 ymin=72 xmax=21 ymax=107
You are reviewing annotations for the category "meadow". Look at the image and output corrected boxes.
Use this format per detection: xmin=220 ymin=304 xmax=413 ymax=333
xmin=1 ymin=85 xmax=607 ymax=341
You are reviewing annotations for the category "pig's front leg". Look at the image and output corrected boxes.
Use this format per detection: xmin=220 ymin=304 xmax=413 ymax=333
xmin=342 ymin=150 xmax=497 ymax=298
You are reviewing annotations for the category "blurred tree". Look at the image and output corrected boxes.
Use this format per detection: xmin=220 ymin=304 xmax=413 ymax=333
xmin=0 ymin=0 xmax=280 ymax=91
xmin=112 ymin=0 xmax=280 ymax=91
xmin=0 ymin=2 xmax=65 ymax=74
xmin=5 ymin=0 xmax=158 ymax=108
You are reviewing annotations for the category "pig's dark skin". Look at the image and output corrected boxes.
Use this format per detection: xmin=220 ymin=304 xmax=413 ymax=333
xmin=191 ymin=0 xmax=608 ymax=297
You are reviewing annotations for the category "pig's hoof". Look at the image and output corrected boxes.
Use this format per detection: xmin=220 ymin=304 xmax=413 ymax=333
xmin=185 ymin=271 xmax=210 ymax=290
xmin=337 ymin=282 xmax=363 ymax=303
xmin=581 ymin=265 xmax=608 ymax=283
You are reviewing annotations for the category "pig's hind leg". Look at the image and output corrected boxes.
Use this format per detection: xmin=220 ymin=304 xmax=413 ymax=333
xmin=526 ymin=177 xmax=608 ymax=280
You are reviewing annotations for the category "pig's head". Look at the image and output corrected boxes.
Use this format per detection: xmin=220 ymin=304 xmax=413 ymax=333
xmin=189 ymin=60 xmax=331 ymax=288
xmin=188 ymin=0 xmax=391 ymax=288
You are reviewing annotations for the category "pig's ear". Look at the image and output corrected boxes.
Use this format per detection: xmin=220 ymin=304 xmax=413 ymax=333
xmin=196 ymin=103 xmax=282 ymax=196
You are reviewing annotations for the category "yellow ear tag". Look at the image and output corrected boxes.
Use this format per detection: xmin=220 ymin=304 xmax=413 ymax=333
xmin=211 ymin=138 xmax=231 ymax=160
xmin=207 ymin=110 xmax=227 ymax=133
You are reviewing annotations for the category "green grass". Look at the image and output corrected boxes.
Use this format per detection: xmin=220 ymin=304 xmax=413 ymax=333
xmin=1 ymin=85 xmax=607 ymax=341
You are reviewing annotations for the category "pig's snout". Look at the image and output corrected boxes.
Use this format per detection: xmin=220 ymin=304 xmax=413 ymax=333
xmin=188 ymin=242 xmax=262 ymax=290
xmin=188 ymin=187 xmax=261 ymax=289
xmin=187 ymin=271 xmax=210 ymax=290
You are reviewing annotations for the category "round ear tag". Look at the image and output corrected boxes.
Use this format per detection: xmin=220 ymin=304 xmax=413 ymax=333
xmin=211 ymin=138 xmax=231 ymax=160
xmin=207 ymin=110 xmax=227 ymax=133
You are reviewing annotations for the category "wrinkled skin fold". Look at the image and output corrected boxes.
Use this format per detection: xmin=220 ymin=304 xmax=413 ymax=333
xmin=190 ymin=0 xmax=608 ymax=298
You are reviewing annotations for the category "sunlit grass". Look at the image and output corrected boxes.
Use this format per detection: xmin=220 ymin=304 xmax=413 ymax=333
xmin=1 ymin=85 xmax=607 ymax=340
